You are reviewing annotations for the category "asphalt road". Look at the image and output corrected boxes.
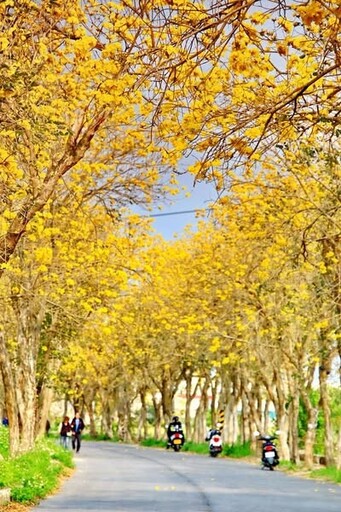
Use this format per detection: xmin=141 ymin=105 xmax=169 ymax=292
xmin=33 ymin=442 xmax=341 ymax=512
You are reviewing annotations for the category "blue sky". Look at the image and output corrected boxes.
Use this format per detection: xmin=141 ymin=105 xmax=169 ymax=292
xmin=146 ymin=173 xmax=217 ymax=240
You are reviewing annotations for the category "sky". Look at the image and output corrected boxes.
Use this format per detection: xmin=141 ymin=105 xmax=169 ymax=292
xmin=145 ymin=172 xmax=217 ymax=240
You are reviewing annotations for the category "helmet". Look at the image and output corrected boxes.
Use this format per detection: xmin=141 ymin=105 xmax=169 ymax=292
xmin=172 ymin=416 xmax=179 ymax=422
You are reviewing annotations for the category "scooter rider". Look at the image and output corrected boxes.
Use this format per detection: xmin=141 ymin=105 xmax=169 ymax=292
xmin=205 ymin=422 xmax=223 ymax=457
xmin=205 ymin=422 xmax=222 ymax=441
xmin=167 ymin=416 xmax=184 ymax=448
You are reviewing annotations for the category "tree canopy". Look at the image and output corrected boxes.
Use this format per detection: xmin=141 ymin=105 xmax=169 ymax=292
xmin=0 ymin=0 xmax=340 ymax=466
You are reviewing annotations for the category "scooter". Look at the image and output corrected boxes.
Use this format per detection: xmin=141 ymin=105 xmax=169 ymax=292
xmin=168 ymin=425 xmax=185 ymax=452
xmin=255 ymin=433 xmax=280 ymax=470
xmin=206 ymin=428 xmax=223 ymax=457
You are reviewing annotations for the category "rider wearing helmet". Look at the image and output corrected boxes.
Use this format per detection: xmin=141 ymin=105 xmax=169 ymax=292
xmin=167 ymin=415 xmax=184 ymax=448
xmin=205 ymin=422 xmax=222 ymax=441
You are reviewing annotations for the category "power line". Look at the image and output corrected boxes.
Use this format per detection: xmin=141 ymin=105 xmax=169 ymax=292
xmin=143 ymin=208 xmax=211 ymax=218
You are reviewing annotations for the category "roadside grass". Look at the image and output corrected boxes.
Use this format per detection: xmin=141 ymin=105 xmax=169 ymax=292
xmin=271 ymin=459 xmax=341 ymax=485
xmin=140 ymin=438 xmax=167 ymax=448
xmin=310 ymin=466 xmax=341 ymax=484
xmin=0 ymin=425 xmax=10 ymax=458
xmin=182 ymin=441 xmax=208 ymax=454
xmin=278 ymin=460 xmax=298 ymax=471
xmin=223 ymin=441 xmax=253 ymax=458
xmin=0 ymin=427 xmax=74 ymax=505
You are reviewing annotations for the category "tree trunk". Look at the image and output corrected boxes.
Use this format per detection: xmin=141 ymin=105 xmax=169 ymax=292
xmin=288 ymin=394 xmax=300 ymax=464
xmin=262 ymin=399 xmax=270 ymax=436
xmin=152 ymin=395 xmax=163 ymax=440
xmin=14 ymin=293 xmax=43 ymax=452
xmin=319 ymin=363 xmax=335 ymax=466
xmin=264 ymin=369 xmax=291 ymax=461
xmin=185 ymin=373 xmax=203 ymax=441
xmin=221 ymin=374 xmax=240 ymax=446
xmin=101 ymin=396 xmax=113 ymax=438
xmin=192 ymin=378 xmax=209 ymax=443
xmin=224 ymin=398 xmax=239 ymax=445
xmin=17 ymin=347 xmax=37 ymax=452
xmin=0 ymin=332 xmax=21 ymax=456
xmin=85 ymin=398 xmax=97 ymax=437
xmin=137 ymin=388 xmax=148 ymax=441
xmin=184 ymin=374 xmax=192 ymax=440
xmin=300 ymin=388 xmax=318 ymax=469
xmin=210 ymin=375 xmax=219 ymax=427
xmin=161 ymin=375 xmax=174 ymax=425
xmin=241 ymin=390 xmax=250 ymax=444
xmin=336 ymin=419 xmax=341 ymax=470
xmin=116 ymin=384 xmax=132 ymax=443
xmin=277 ymin=408 xmax=290 ymax=461
xmin=35 ymin=385 xmax=54 ymax=438
xmin=63 ymin=395 xmax=69 ymax=417
xmin=4 ymin=306 xmax=39 ymax=455
xmin=241 ymin=378 xmax=261 ymax=451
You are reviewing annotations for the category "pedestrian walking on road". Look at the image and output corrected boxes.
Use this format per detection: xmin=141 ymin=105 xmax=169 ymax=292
xmin=59 ymin=416 xmax=72 ymax=449
xmin=71 ymin=412 xmax=85 ymax=453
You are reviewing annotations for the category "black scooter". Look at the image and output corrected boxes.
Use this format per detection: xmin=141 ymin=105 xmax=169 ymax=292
xmin=167 ymin=425 xmax=185 ymax=452
xmin=255 ymin=432 xmax=280 ymax=470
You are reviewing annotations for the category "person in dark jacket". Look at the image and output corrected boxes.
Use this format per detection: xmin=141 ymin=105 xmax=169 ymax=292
xmin=166 ymin=416 xmax=184 ymax=448
xmin=70 ymin=412 xmax=85 ymax=453
xmin=60 ymin=416 xmax=72 ymax=449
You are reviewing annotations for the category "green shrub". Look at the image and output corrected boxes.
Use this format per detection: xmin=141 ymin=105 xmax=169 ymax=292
xmin=50 ymin=444 xmax=74 ymax=468
xmin=0 ymin=435 xmax=74 ymax=503
xmin=223 ymin=441 xmax=252 ymax=458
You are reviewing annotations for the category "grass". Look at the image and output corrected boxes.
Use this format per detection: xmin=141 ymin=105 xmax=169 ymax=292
xmin=223 ymin=441 xmax=253 ymax=458
xmin=278 ymin=460 xmax=298 ymax=471
xmin=182 ymin=441 xmax=208 ymax=454
xmin=271 ymin=459 xmax=341 ymax=485
xmin=140 ymin=438 xmax=167 ymax=448
xmin=0 ymin=427 xmax=74 ymax=504
xmin=0 ymin=425 xmax=10 ymax=458
xmin=310 ymin=466 xmax=341 ymax=484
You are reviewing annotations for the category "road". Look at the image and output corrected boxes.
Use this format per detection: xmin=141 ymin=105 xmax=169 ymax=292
xmin=33 ymin=442 xmax=340 ymax=512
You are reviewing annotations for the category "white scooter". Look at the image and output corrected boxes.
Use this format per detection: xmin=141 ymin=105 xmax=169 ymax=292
xmin=206 ymin=428 xmax=223 ymax=457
